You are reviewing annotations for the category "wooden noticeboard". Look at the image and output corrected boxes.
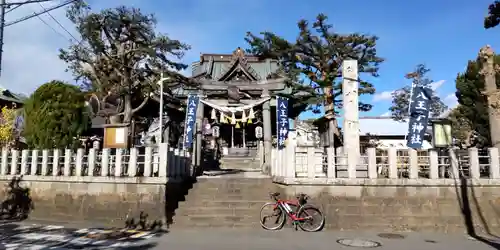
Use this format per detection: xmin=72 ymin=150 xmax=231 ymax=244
xmin=103 ymin=125 xmax=129 ymax=148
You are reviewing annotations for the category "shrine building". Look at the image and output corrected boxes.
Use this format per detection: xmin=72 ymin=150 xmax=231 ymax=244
xmin=172 ymin=48 xmax=304 ymax=172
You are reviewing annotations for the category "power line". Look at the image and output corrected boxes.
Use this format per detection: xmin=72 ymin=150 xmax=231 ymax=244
xmin=38 ymin=2 xmax=78 ymax=42
xmin=1 ymin=0 xmax=53 ymax=6
xmin=34 ymin=11 xmax=68 ymax=41
xmin=0 ymin=0 xmax=77 ymax=77
xmin=5 ymin=0 xmax=76 ymax=27
xmin=5 ymin=0 xmax=53 ymax=14
xmin=0 ymin=0 xmax=6 ymax=78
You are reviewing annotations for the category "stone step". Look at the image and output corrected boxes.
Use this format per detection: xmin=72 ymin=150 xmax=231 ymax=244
xmin=175 ymin=207 xmax=259 ymax=216
xmin=193 ymin=178 xmax=274 ymax=186
xmin=172 ymin=214 xmax=258 ymax=224
xmin=183 ymin=193 xmax=272 ymax=200
xmin=170 ymin=220 xmax=261 ymax=228
xmin=178 ymin=200 xmax=269 ymax=209
xmin=171 ymin=177 xmax=276 ymax=228
xmin=221 ymin=157 xmax=258 ymax=162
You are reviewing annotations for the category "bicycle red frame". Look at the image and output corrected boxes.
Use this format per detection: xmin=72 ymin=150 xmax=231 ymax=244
xmin=273 ymin=199 xmax=308 ymax=221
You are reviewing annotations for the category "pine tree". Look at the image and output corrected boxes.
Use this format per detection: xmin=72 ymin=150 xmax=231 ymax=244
xmin=485 ymin=1 xmax=500 ymax=29
xmin=454 ymin=55 xmax=500 ymax=146
xmin=245 ymin=14 xmax=383 ymax=133
xmin=60 ymin=2 xmax=193 ymax=124
xmin=389 ymin=64 xmax=448 ymax=122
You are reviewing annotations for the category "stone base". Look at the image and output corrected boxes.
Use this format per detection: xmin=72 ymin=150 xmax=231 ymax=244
xmin=0 ymin=177 xmax=194 ymax=228
xmin=275 ymin=181 xmax=500 ymax=234
xmin=2 ymin=176 xmax=499 ymax=234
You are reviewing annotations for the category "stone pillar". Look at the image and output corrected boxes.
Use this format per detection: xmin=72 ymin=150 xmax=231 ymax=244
xmin=262 ymin=89 xmax=272 ymax=174
xmin=489 ymin=148 xmax=500 ymax=179
xmin=342 ymin=60 xmax=360 ymax=179
xmin=480 ymin=45 xmax=500 ymax=150
xmin=195 ymin=96 xmax=204 ymax=169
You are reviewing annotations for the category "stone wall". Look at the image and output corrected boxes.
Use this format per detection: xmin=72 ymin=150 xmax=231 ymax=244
xmin=276 ymin=180 xmax=500 ymax=234
xmin=2 ymin=175 xmax=500 ymax=234
xmin=0 ymin=176 xmax=193 ymax=227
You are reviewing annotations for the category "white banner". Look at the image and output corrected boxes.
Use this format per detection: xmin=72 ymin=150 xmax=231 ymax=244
xmin=199 ymin=97 xmax=270 ymax=113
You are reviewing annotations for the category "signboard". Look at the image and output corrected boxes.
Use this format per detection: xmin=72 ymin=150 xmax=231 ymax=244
xmin=255 ymin=126 xmax=263 ymax=139
xmin=103 ymin=125 xmax=129 ymax=148
xmin=406 ymin=85 xmax=432 ymax=149
xmin=183 ymin=95 xmax=199 ymax=149
xmin=212 ymin=126 xmax=220 ymax=138
xmin=432 ymin=120 xmax=452 ymax=148
xmin=276 ymin=96 xmax=289 ymax=149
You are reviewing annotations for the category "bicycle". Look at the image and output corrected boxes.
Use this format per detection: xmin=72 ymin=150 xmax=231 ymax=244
xmin=259 ymin=192 xmax=325 ymax=232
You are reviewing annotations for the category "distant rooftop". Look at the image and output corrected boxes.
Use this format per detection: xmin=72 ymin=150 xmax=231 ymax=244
xmin=358 ymin=116 xmax=408 ymax=136
xmin=0 ymin=85 xmax=25 ymax=104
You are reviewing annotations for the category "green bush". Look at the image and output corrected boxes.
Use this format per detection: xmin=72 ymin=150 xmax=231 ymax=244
xmin=23 ymin=80 xmax=91 ymax=149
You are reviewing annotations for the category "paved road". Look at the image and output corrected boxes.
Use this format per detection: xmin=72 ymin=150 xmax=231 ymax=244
xmin=159 ymin=229 xmax=500 ymax=250
xmin=1 ymin=221 xmax=499 ymax=249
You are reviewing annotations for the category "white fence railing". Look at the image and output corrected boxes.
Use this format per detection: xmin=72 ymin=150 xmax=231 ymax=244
xmin=272 ymin=146 xmax=500 ymax=184
xmin=0 ymin=143 xmax=192 ymax=182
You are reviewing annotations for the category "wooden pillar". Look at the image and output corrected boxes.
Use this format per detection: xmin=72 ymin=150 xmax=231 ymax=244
xmin=242 ymin=128 xmax=246 ymax=148
xmin=231 ymin=125 xmax=235 ymax=148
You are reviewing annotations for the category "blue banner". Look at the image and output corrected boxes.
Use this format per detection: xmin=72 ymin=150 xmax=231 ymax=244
xmin=406 ymin=85 xmax=432 ymax=149
xmin=276 ymin=96 xmax=289 ymax=149
xmin=183 ymin=95 xmax=199 ymax=149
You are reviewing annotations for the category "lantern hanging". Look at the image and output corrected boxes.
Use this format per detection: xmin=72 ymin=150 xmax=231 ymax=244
xmin=241 ymin=110 xmax=247 ymax=123
xmin=211 ymin=108 xmax=217 ymax=120
xmin=231 ymin=112 xmax=236 ymax=124
xmin=248 ymin=107 xmax=255 ymax=119
xmin=219 ymin=111 xmax=225 ymax=123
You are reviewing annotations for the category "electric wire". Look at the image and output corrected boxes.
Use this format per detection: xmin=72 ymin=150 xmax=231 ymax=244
xmin=34 ymin=10 xmax=69 ymax=41
xmin=38 ymin=2 xmax=79 ymax=42
xmin=5 ymin=0 xmax=76 ymax=27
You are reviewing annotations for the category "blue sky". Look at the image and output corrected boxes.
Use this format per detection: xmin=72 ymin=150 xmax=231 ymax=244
xmin=2 ymin=0 xmax=500 ymax=121
xmin=115 ymin=0 xmax=500 ymax=118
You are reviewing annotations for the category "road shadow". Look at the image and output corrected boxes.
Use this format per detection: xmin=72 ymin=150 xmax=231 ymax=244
xmin=0 ymin=176 xmax=34 ymax=222
xmin=453 ymin=155 xmax=500 ymax=249
xmin=164 ymin=178 xmax=196 ymax=228
xmin=0 ymin=222 xmax=165 ymax=249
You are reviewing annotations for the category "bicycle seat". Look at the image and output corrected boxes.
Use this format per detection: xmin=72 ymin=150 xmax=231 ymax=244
xmin=269 ymin=192 xmax=280 ymax=197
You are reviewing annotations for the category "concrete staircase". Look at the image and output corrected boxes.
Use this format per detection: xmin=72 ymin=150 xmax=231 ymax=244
xmin=171 ymin=176 xmax=275 ymax=228
xmin=219 ymin=155 xmax=261 ymax=171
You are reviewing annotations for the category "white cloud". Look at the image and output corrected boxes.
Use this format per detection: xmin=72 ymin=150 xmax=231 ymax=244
xmin=0 ymin=0 xmax=214 ymax=95
xmin=443 ymin=93 xmax=458 ymax=108
xmin=430 ymin=80 xmax=445 ymax=90
xmin=380 ymin=111 xmax=391 ymax=117
xmin=359 ymin=117 xmax=408 ymax=136
xmin=372 ymin=79 xmax=446 ymax=103
xmin=1 ymin=2 xmax=75 ymax=95
xmin=372 ymin=91 xmax=393 ymax=102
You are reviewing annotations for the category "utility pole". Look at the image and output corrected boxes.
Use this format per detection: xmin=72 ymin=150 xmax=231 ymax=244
xmin=0 ymin=0 xmax=6 ymax=78
xmin=0 ymin=0 xmax=76 ymax=77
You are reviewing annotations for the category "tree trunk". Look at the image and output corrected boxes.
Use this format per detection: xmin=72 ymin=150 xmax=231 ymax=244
xmin=123 ymin=94 xmax=133 ymax=124
xmin=323 ymin=81 xmax=337 ymax=149
xmin=109 ymin=115 xmax=122 ymax=124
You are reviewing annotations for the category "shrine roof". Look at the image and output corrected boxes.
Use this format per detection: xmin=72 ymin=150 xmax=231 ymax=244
xmin=191 ymin=47 xmax=280 ymax=81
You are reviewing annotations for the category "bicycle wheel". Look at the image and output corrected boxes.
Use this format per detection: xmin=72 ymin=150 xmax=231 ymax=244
xmin=297 ymin=204 xmax=325 ymax=232
xmin=259 ymin=203 xmax=286 ymax=230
